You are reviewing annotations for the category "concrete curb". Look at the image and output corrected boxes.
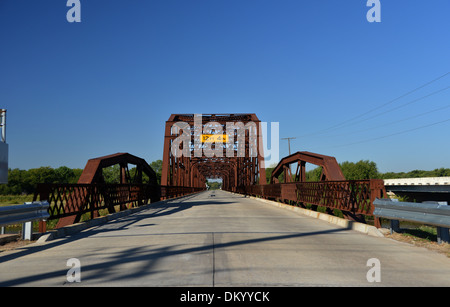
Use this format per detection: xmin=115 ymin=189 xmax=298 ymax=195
xmin=233 ymin=193 xmax=385 ymax=238
xmin=36 ymin=194 xmax=197 ymax=243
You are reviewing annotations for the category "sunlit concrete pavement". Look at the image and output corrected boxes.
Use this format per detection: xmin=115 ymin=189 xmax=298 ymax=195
xmin=1 ymin=190 xmax=449 ymax=286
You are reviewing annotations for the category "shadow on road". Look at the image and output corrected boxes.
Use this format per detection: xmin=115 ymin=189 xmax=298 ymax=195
xmin=0 ymin=190 xmax=355 ymax=286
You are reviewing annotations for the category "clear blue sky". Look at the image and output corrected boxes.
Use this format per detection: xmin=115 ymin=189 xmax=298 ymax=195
xmin=1 ymin=0 xmax=449 ymax=173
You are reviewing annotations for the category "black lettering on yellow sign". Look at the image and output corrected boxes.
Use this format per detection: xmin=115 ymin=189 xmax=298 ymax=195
xmin=201 ymin=134 xmax=228 ymax=143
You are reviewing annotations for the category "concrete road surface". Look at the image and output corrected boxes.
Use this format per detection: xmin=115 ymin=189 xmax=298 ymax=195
xmin=0 ymin=190 xmax=449 ymax=287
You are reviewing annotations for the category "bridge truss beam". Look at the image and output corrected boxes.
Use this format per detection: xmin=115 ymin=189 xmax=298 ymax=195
xmin=270 ymin=151 xmax=345 ymax=183
xmin=161 ymin=114 xmax=266 ymax=190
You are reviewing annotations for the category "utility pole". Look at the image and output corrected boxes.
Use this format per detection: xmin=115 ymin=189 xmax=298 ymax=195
xmin=281 ymin=137 xmax=296 ymax=155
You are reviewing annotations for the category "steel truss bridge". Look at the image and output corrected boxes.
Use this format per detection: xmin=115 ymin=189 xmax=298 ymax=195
xmin=33 ymin=113 xmax=387 ymax=232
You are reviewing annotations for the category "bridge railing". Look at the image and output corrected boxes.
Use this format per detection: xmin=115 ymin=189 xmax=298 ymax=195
xmin=33 ymin=183 xmax=204 ymax=230
xmin=232 ymin=179 xmax=386 ymax=227
xmin=160 ymin=186 xmax=204 ymax=199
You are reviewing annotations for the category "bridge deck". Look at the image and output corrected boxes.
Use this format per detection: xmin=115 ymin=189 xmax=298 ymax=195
xmin=1 ymin=190 xmax=449 ymax=286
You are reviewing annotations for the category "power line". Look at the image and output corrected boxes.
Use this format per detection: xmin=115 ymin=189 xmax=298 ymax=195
xmin=295 ymin=71 xmax=450 ymax=138
xmin=321 ymin=104 xmax=450 ymax=139
xmin=324 ymin=84 xmax=450 ymax=132
xmin=331 ymin=118 xmax=450 ymax=148
xmin=331 ymin=72 xmax=450 ymax=128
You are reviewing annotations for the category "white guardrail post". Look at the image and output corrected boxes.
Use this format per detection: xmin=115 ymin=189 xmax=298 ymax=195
xmin=0 ymin=201 xmax=50 ymax=240
xmin=373 ymin=198 xmax=450 ymax=244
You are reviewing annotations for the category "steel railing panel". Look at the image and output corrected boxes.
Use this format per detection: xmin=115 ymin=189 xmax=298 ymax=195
xmin=33 ymin=183 xmax=204 ymax=228
xmin=231 ymin=179 xmax=386 ymax=227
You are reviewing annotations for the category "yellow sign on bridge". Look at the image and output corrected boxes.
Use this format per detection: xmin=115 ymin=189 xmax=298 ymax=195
xmin=201 ymin=134 xmax=228 ymax=143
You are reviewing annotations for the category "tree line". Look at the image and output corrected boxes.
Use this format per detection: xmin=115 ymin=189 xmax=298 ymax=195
xmin=265 ymin=160 xmax=450 ymax=183
xmin=1 ymin=160 xmax=163 ymax=195
xmin=206 ymin=181 xmax=222 ymax=190
xmin=2 ymin=159 xmax=449 ymax=195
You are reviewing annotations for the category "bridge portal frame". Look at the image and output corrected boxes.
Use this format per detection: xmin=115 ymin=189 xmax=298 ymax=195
xmin=161 ymin=114 xmax=266 ymax=190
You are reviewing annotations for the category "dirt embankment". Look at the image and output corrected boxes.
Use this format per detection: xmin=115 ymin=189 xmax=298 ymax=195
xmin=385 ymin=232 xmax=450 ymax=258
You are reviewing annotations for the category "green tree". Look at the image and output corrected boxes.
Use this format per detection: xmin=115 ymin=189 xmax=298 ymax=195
xmin=150 ymin=160 xmax=162 ymax=175
xmin=339 ymin=160 xmax=379 ymax=180
xmin=1 ymin=168 xmax=27 ymax=194
xmin=102 ymin=165 xmax=120 ymax=183
xmin=54 ymin=166 xmax=75 ymax=183
xmin=25 ymin=167 xmax=58 ymax=193
xmin=433 ymin=168 xmax=450 ymax=177
xmin=264 ymin=163 xmax=278 ymax=183
xmin=71 ymin=168 xmax=83 ymax=183
xmin=379 ymin=167 xmax=450 ymax=179
xmin=150 ymin=160 xmax=163 ymax=184
xmin=305 ymin=166 xmax=323 ymax=181
xmin=207 ymin=180 xmax=222 ymax=190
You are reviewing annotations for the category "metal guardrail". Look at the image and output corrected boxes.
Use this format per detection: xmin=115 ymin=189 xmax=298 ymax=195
xmin=373 ymin=198 xmax=450 ymax=244
xmin=0 ymin=201 xmax=50 ymax=240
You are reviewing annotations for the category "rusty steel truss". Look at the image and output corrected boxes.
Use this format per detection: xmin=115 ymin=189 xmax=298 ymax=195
xmin=33 ymin=153 xmax=202 ymax=229
xmin=32 ymin=115 xmax=387 ymax=231
xmin=161 ymin=114 xmax=267 ymax=190
xmin=270 ymin=151 xmax=345 ymax=183
xmin=236 ymin=179 xmax=386 ymax=227
xmin=77 ymin=152 xmax=159 ymax=186
xmin=235 ymin=151 xmax=387 ymax=227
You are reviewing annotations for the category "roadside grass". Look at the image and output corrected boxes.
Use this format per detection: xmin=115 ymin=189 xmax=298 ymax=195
xmin=387 ymin=229 xmax=450 ymax=258
xmin=0 ymin=194 xmax=34 ymax=205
